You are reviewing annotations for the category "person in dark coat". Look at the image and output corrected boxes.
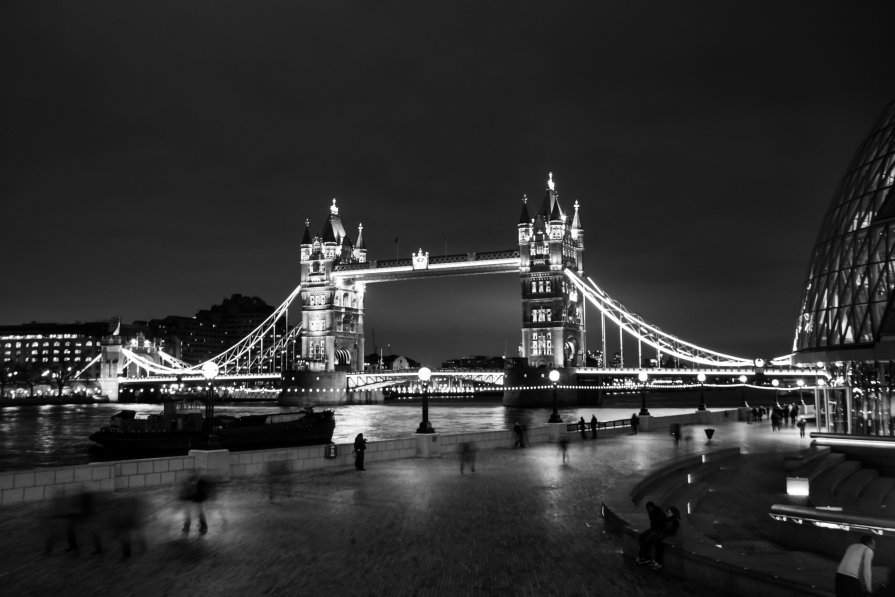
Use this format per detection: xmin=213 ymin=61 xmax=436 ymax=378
xmin=353 ymin=433 xmax=367 ymax=470
xmin=650 ymin=506 xmax=681 ymax=569
xmin=630 ymin=413 xmax=640 ymax=435
xmin=635 ymin=501 xmax=667 ymax=565
xmin=180 ymin=473 xmax=212 ymax=534
xmin=590 ymin=415 xmax=598 ymax=439
xmin=578 ymin=417 xmax=587 ymax=439
xmin=513 ymin=422 xmax=525 ymax=448
xmin=790 ymin=404 xmax=799 ymax=427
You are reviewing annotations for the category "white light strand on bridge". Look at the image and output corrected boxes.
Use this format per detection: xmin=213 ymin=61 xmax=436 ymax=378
xmin=566 ymin=269 xmax=793 ymax=368
xmin=117 ymin=283 xmax=304 ymax=378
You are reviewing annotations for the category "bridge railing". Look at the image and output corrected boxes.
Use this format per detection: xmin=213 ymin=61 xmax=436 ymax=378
xmin=565 ymin=418 xmax=631 ymax=432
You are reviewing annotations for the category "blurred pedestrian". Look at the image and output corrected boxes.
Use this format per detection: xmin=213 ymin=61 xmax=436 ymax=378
xmin=835 ymin=534 xmax=875 ymax=596
xmin=790 ymin=404 xmax=799 ymax=427
xmin=109 ymin=494 xmax=148 ymax=559
xmin=579 ymin=417 xmax=587 ymax=439
xmin=630 ymin=413 xmax=640 ymax=435
xmin=559 ymin=436 xmax=569 ymax=463
xmin=459 ymin=441 xmax=476 ymax=474
xmin=353 ymin=433 xmax=368 ymax=470
xmin=513 ymin=422 xmax=525 ymax=448
xmin=671 ymin=423 xmax=682 ymax=446
xmin=797 ymin=417 xmax=807 ymax=438
xmin=590 ymin=415 xmax=598 ymax=439
xmin=266 ymin=460 xmax=292 ymax=502
xmin=63 ymin=487 xmax=102 ymax=555
xmin=179 ymin=473 xmax=211 ymax=534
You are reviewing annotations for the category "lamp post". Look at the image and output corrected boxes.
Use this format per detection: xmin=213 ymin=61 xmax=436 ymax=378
xmin=772 ymin=378 xmax=780 ymax=406
xmin=638 ymin=371 xmax=650 ymax=416
xmin=697 ymin=373 xmax=707 ymax=411
xmin=416 ymin=366 xmax=434 ymax=433
xmin=739 ymin=374 xmax=748 ymax=407
xmin=548 ymin=369 xmax=562 ymax=423
xmin=201 ymin=361 xmax=220 ymax=447
xmin=796 ymin=379 xmax=805 ymax=405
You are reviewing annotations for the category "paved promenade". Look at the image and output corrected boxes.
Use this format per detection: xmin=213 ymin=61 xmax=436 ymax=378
xmin=0 ymin=416 xmax=815 ymax=596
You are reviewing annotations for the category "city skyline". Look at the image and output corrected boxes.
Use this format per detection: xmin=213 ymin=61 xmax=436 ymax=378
xmin=3 ymin=2 xmax=895 ymax=367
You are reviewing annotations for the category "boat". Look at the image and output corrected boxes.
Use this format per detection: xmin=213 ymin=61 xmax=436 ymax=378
xmin=88 ymin=400 xmax=335 ymax=454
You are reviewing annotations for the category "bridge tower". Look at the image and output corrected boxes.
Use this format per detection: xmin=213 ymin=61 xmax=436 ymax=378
xmin=517 ymin=173 xmax=585 ymax=368
xmin=298 ymin=199 xmax=366 ymax=373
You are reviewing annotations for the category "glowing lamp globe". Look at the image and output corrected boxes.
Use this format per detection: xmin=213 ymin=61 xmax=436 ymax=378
xmin=549 ymin=369 xmax=560 ymax=383
xmin=418 ymin=367 xmax=432 ymax=383
xmin=201 ymin=361 xmax=220 ymax=380
xmin=638 ymin=372 xmax=648 ymax=383
xmin=772 ymin=379 xmax=780 ymax=387
xmin=796 ymin=379 xmax=805 ymax=388
xmin=697 ymin=373 xmax=706 ymax=383
xmin=738 ymin=375 xmax=747 ymax=383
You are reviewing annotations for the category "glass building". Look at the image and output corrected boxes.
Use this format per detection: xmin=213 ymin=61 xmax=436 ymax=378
xmin=794 ymin=101 xmax=895 ymax=436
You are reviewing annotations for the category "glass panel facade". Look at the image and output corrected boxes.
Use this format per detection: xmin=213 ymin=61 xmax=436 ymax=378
xmin=795 ymin=102 xmax=895 ymax=350
xmin=795 ymin=101 xmax=895 ymax=437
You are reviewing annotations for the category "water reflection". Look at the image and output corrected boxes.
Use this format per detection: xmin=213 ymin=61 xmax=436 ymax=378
xmin=0 ymin=401 xmax=714 ymax=471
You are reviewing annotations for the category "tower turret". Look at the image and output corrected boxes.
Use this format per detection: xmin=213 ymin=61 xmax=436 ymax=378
xmin=518 ymin=173 xmax=585 ymax=368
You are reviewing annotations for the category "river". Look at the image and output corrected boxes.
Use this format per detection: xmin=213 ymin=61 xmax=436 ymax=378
xmin=0 ymin=400 xmax=721 ymax=471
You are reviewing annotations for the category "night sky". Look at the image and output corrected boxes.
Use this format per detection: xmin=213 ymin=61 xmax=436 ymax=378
xmin=2 ymin=2 xmax=894 ymax=367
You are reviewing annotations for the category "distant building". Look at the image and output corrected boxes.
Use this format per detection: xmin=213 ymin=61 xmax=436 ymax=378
xmin=441 ymin=355 xmax=505 ymax=370
xmin=147 ymin=294 xmax=277 ymax=365
xmin=0 ymin=320 xmax=116 ymax=376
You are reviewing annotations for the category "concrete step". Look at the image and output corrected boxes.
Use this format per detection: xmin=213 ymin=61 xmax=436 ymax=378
xmin=833 ymin=468 xmax=877 ymax=501
xmin=810 ymin=460 xmax=862 ymax=506
xmin=856 ymin=476 xmax=895 ymax=511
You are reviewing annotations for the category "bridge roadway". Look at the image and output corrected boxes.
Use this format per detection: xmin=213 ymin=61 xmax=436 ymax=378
xmin=0 ymin=418 xmax=827 ymax=596
xmin=119 ymin=366 xmax=826 ymax=388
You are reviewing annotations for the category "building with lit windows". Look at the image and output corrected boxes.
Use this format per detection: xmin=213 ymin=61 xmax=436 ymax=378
xmin=793 ymin=100 xmax=895 ymax=439
xmin=146 ymin=294 xmax=277 ymax=365
xmin=0 ymin=321 xmax=116 ymax=377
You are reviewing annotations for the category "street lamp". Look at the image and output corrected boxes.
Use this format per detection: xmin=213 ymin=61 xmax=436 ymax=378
xmin=697 ymin=373 xmax=707 ymax=411
xmin=548 ymin=369 xmax=561 ymax=423
xmin=796 ymin=379 xmax=805 ymax=405
xmin=201 ymin=361 xmax=220 ymax=446
xmin=638 ymin=371 xmax=650 ymax=416
xmin=772 ymin=378 xmax=780 ymax=405
xmin=416 ymin=367 xmax=434 ymax=433
xmin=739 ymin=374 xmax=748 ymax=407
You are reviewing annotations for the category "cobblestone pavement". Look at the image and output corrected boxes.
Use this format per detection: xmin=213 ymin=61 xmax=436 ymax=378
xmin=0 ymin=418 xmax=811 ymax=596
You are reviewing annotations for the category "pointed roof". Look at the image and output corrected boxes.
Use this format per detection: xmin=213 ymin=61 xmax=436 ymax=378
xmin=518 ymin=195 xmax=531 ymax=225
xmin=539 ymin=171 xmax=563 ymax=219
xmin=355 ymin=223 xmax=365 ymax=249
xmin=301 ymin=219 xmax=312 ymax=245
xmin=549 ymin=195 xmax=564 ymax=221
xmin=321 ymin=217 xmax=337 ymax=243
xmin=572 ymin=200 xmax=581 ymax=229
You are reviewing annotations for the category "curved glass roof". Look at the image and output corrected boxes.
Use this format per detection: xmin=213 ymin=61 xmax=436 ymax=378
xmin=794 ymin=101 xmax=895 ymax=354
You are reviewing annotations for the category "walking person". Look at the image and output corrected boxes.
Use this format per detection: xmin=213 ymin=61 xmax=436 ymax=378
xmin=559 ymin=436 xmax=569 ymax=463
xmin=790 ymin=404 xmax=799 ymax=428
xmin=797 ymin=417 xmax=807 ymax=438
xmin=179 ymin=473 xmax=211 ymax=535
xmin=459 ymin=442 xmax=476 ymax=474
xmin=513 ymin=422 xmax=525 ymax=448
xmin=353 ymin=433 xmax=367 ymax=470
xmin=578 ymin=417 xmax=587 ymax=439
xmin=590 ymin=415 xmax=598 ymax=439
xmin=630 ymin=413 xmax=640 ymax=435
xmin=835 ymin=534 xmax=875 ymax=596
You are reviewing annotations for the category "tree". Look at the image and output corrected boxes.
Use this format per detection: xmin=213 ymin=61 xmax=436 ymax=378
xmin=14 ymin=362 xmax=44 ymax=398
xmin=0 ymin=366 xmax=15 ymax=399
xmin=44 ymin=362 xmax=78 ymax=398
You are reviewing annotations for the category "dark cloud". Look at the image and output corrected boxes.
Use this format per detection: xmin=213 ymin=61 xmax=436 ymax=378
xmin=1 ymin=1 xmax=894 ymax=366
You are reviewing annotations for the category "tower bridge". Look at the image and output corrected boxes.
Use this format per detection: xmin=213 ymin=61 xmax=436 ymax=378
xmin=99 ymin=172 xmax=807 ymax=407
